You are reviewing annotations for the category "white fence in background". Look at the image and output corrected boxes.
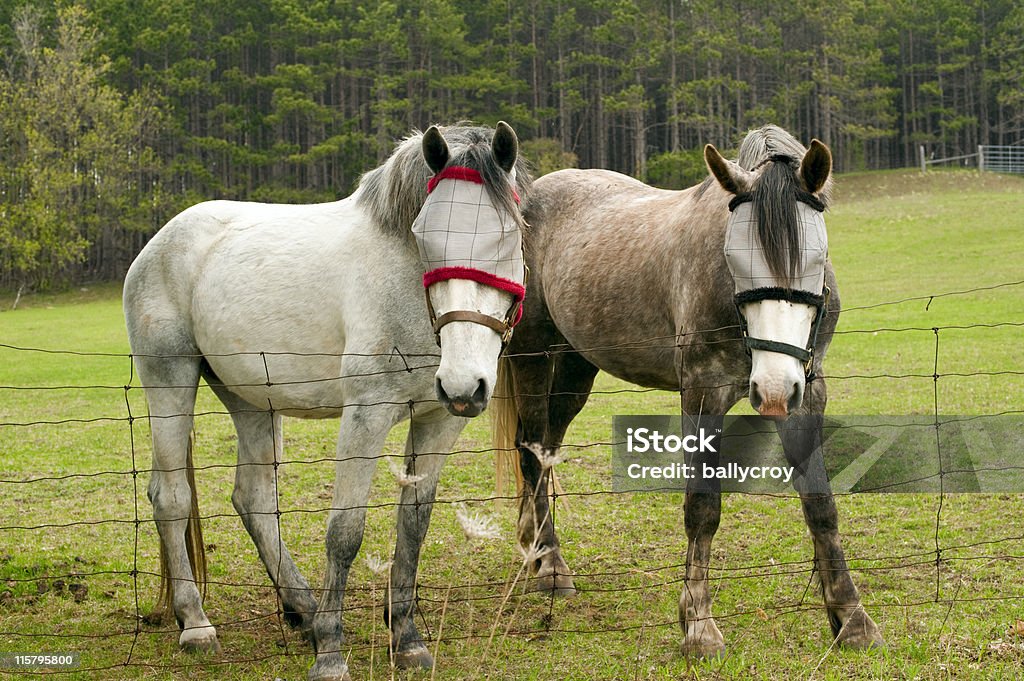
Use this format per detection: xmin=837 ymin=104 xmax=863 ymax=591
xmin=920 ymin=144 xmax=1024 ymax=174
xmin=980 ymin=145 xmax=1024 ymax=173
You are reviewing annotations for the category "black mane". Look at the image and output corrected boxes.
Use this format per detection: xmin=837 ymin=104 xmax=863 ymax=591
xmin=736 ymin=125 xmax=831 ymax=287
xmin=750 ymin=158 xmax=804 ymax=285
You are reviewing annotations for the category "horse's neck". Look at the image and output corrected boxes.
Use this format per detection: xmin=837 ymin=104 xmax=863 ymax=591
xmin=657 ymin=184 xmax=730 ymax=271
xmin=661 ymin=187 xmax=737 ymax=324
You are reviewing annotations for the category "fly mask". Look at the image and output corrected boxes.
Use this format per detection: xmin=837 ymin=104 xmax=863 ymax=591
xmin=724 ymin=187 xmax=830 ymax=374
xmin=412 ymin=166 xmax=526 ymax=345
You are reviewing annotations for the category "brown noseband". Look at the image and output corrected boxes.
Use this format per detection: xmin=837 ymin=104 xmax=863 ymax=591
xmin=424 ymin=288 xmax=521 ymax=348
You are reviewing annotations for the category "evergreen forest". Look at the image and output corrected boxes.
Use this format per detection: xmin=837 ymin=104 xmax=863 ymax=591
xmin=1 ymin=0 xmax=1021 ymax=287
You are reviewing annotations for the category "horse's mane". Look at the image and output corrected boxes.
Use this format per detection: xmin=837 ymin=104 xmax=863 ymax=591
xmin=735 ymin=125 xmax=832 ymax=287
xmin=356 ymin=125 xmax=532 ymax=240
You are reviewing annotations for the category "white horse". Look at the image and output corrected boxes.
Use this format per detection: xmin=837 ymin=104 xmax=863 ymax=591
xmin=123 ymin=122 xmax=529 ymax=681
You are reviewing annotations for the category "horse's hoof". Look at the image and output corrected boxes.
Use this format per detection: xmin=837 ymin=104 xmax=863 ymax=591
xmin=393 ymin=645 xmax=434 ymax=669
xmin=835 ymin=607 xmax=885 ymax=650
xmin=680 ymin=612 xmax=725 ymax=659
xmin=528 ymin=573 xmax=577 ymax=597
xmin=308 ymin=657 xmax=351 ymax=681
xmin=680 ymin=641 xmax=726 ymax=660
xmin=179 ymin=626 xmax=221 ymax=655
xmin=839 ymin=636 xmax=885 ymax=651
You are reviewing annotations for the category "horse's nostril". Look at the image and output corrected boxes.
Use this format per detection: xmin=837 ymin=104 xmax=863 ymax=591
xmin=434 ymin=377 xmax=449 ymax=403
xmin=473 ymin=378 xmax=487 ymax=404
xmin=788 ymin=381 xmax=804 ymax=413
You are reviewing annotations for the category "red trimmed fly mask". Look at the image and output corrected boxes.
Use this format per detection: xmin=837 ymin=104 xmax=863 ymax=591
xmin=412 ymin=166 xmax=526 ymax=346
xmin=724 ymin=189 xmax=830 ymax=375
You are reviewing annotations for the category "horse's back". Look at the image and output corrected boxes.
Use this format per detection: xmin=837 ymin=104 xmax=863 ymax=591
xmin=127 ymin=198 xmax=349 ymax=334
xmin=526 ymin=169 xmax=669 ymax=229
xmin=124 ymin=195 xmax=431 ymax=414
xmin=519 ymin=170 xmax=719 ymax=388
xmin=525 ymin=168 xmax=709 ymax=264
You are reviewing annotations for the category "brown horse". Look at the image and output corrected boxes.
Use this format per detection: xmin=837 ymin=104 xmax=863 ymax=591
xmin=492 ymin=125 xmax=884 ymax=655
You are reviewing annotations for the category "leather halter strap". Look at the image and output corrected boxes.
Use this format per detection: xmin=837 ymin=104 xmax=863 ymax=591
xmin=743 ymin=336 xmax=812 ymax=363
xmin=734 ymin=286 xmax=830 ymax=377
xmin=434 ymin=310 xmax=509 ymax=338
xmin=424 ymin=288 xmax=521 ymax=347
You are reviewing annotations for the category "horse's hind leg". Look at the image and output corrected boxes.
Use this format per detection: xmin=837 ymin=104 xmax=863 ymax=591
xmin=515 ymin=350 xmax=598 ymax=595
xmin=386 ymin=412 xmax=465 ymax=669
xmin=134 ymin=353 xmax=220 ymax=653
xmin=679 ymin=413 xmax=726 ymax=658
xmin=209 ymin=383 xmax=318 ymax=641
xmin=776 ymin=385 xmax=884 ymax=650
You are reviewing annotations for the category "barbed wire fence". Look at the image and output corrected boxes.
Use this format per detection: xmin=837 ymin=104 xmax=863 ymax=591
xmin=1 ymin=280 xmax=1023 ymax=676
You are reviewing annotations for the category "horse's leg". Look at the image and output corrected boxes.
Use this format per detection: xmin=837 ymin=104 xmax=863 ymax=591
xmin=135 ymin=354 xmax=220 ymax=653
xmin=679 ymin=412 xmax=726 ymax=658
xmin=385 ymin=412 xmax=465 ymax=669
xmin=209 ymin=383 xmax=318 ymax=640
xmin=516 ymin=350 xmax=598 ymax=595
xmin=776 ymin=381 xmax=884 ymax=650
xmin=309 ymin=404 xmax=402 ymax=681
xmin=508 ymin=354 xmax=554 ymax=585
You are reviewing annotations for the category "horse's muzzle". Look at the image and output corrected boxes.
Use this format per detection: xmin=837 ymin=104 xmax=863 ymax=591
xmin=435 ymin=377 xmax=489 ymax=418
xmin=749 ymin=379 xmax=804 ymax=421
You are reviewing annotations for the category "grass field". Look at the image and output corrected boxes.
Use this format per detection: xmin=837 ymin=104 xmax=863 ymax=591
xmin=1 ymin=169 xmax=1023 ymax=680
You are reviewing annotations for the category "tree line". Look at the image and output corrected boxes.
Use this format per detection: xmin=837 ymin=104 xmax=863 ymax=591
xmin=1 ymin=0 xmax=1022 ymax=289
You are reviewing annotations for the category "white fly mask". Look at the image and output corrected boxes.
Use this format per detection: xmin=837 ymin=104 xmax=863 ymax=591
xmin=412 ymin=166 xmax=526 ymax=343
xmin=724 ymin=195 xmax=830 ymax=370
xmin=724 ymin=199 xmax=828 ymax=296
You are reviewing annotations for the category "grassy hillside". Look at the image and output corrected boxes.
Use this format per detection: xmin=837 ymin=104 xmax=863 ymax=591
xmin=1 ymin=169 xmax=1022 ymax=680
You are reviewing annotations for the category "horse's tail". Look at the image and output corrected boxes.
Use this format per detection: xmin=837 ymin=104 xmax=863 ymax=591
xmin=491 ymin=356 xmax=523 ymax=500
xmin=155 ymin=432 xmax=208 ymax=615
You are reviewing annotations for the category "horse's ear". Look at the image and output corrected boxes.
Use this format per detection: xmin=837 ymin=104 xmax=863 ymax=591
xmin=800 ymin=139 xmax=832 ymax=194
xmin=704 ymin=144 xmax=750 ymax=195
xmin=423 ymin=126 xmax=449 ymax=174
xmin=492 ymin=121 xmax=518 ymax=173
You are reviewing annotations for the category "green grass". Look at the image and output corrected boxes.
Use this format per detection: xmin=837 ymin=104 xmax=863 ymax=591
xmin=823 ymin=169 xmax=1024 ymax=415
xmin=1 ymin=170 xmax=1023 ymax=679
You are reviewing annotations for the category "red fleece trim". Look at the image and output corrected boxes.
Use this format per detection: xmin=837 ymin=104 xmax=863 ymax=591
xmin=427 ymin=165 xmax=521 ymax=204
xmin=423 ymin=266 xmax=525 ymax=325
xmin=423 ymin=267 xmax=525 ymax=300
xmin=428 ymin=166 xmax=482 ymax=192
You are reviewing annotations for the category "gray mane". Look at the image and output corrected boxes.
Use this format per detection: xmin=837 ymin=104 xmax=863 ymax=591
xmin=356 ymin=125 xmax=532 ymax=239
xmin=735 ymin=125 xmax=831 ymax=287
